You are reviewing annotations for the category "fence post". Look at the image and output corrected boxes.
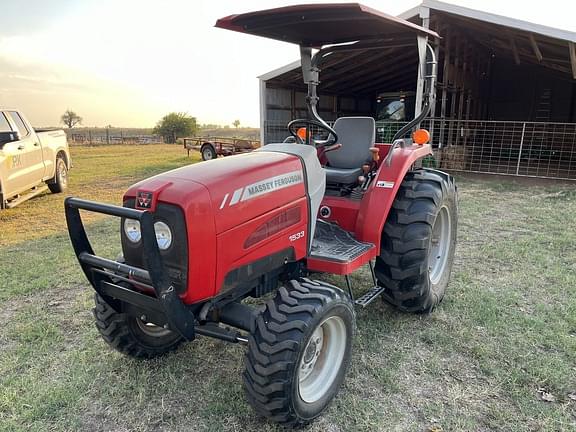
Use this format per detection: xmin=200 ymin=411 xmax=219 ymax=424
xmin=515 ymin=122 xmax=526 ymax=175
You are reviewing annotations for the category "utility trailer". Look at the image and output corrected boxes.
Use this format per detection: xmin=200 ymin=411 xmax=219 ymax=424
xmin=183 ymin=136 xmax=260 ymax=160
xmin=65 ymin=3 xmax=457 ymax=427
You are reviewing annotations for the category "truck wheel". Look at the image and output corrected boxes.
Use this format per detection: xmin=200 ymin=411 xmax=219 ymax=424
xmin=48 ymin=156 xmax=68 ymax=193
xmin=201 ymin=143 xmax=217 ymax=161
xmin=375 ymin=169 xmax=457 ymax=313
xmin=244 ymin=278 xmax=355 ymax=427
xmin=93 ymin=294 xmax=183 ymax=359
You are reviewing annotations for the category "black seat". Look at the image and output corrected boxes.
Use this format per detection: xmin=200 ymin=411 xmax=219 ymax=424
xmin=324 ymin=117 xmax=375 ymax=184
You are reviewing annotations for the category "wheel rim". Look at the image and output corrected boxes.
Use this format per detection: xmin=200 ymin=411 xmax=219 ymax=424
xmin=428 ymin=206 xmax=452 ymax=285
xmin=298 ymin=315 xmax=347 ymax=404
xmin=58 ymin=160 xmax=68 ymax=186
xmin=202 ymin=148 xmax=214 ymax=160
xmin=135 ymin=318 xmax=172 ymax=337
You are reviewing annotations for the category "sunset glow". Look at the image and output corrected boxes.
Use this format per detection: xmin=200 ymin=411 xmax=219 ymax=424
xmin=0 ymin=0 xmax=572 ymax=127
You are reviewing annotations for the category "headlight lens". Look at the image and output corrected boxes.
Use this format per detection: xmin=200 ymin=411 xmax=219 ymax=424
xmin=123 ymin=219 xmax=172 ymax=250
xmin=124 ymin=219 xmax=142 ymax=243
xmin=154 ymin=221 xmax=172 ymax=250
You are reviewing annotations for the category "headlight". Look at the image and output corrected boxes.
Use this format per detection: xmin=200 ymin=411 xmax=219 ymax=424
xmin=124 ymin=219 xmax=142 ymax=243
xmin=154 ymin=221 xmax=172 ymax=250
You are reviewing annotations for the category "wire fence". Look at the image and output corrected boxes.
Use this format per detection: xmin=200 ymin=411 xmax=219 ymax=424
xmin=264 ymin=119 xmax=576 ymax=180
xmin=431 ymin=120 xmax=576 ymax=180
xmin=67 ymin=129 xmax=164 ymax=145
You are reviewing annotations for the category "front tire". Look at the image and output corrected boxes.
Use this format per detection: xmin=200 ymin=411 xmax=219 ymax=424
xmin=93 ymin=294 xmax=183 ymax=359
xmin=48 ymin=156 xmax=68 ymax=193
xmin=244 ymin=279 xmax=355 ymax=427
xmin=375 ymin=169 xmax=458 ymax=313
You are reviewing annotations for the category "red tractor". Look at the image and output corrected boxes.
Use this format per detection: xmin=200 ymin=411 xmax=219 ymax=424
xmin=66 ymin=4 xmax=457 ymax=427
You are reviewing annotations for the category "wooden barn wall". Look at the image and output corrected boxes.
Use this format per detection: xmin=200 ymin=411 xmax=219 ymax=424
xmin=488 ymin=58 xmax=576 ymax=122
xmin=265 ymin=86 xmax=374 ymax=126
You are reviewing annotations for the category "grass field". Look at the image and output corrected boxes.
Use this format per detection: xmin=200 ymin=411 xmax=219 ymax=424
xmin=1 ymin=144 xmax=575 ymax=431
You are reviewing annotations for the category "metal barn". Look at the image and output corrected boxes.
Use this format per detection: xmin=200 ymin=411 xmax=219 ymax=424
xmin=259 ymin=0 xmax=576 ymax=180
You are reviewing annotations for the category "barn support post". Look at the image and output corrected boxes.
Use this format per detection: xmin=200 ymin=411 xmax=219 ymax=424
xmin=456 ymin=39 xmax=468 ymax=147
xmin=569 ymin=42 xmax=576 ymax=80
xmin=259 ymin=79 xmax=267 ymax=145
xmin=448 ymin=35 xmax=461 ymax=147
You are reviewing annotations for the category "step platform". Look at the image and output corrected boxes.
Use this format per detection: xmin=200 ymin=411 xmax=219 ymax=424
xmin=307 ymin=220 xmax=376 ymax=274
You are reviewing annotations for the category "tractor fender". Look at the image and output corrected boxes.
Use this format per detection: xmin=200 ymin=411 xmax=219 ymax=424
xmin=354 ymin=143 xmax=432 ymax=249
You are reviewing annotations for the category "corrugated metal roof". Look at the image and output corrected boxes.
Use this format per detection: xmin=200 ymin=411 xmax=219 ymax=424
xmin=405 ymin=0 xmax=576 ymax=43
xmin=261 ymin=1 xmax=576 ymax=83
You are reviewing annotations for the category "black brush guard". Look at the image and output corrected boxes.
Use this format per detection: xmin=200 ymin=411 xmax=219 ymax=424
xmin=65 ymin=197 xmax=197 ymax=341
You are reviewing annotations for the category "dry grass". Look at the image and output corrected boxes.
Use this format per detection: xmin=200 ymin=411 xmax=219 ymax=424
xmin=0 ymin=145 xmax=575 ymax=431
xmin=0 ymin=144 xmax=198 ymax=247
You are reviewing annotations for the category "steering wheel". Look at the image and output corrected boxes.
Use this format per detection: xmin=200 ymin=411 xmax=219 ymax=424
xmin=287 ymin=119 xmax=338 ymax=147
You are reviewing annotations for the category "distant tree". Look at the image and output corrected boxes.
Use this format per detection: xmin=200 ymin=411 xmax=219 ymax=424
xmin=61 ymin=110 xmax=82 ymax=128
xmin=233 ymin=119 xmax=240 ymax=129
xmin=153 ymin=112 xmax=198 ymax=143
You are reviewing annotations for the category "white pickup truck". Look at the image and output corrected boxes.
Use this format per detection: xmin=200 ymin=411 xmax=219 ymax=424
xmin=0 ymin=109 xmax=71 ymax=209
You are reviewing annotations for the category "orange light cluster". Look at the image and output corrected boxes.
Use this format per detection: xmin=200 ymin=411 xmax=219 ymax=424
xmin=412 ymin=129 xmax=430 ymax=145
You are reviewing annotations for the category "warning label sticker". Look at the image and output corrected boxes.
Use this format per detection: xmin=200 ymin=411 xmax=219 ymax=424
xmin=376 ymin=180 xmax=395 ymax=189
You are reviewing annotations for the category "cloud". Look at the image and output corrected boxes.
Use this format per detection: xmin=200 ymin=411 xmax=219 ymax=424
xmin=2 ymin=0 xmax=572 ymax=127
xmin=0 ymin=54 xmax=163 ymax=127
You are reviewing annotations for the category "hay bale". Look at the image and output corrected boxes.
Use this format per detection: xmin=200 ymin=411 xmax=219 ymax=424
xmin=439 ymin=146 xmax=467 ymax=170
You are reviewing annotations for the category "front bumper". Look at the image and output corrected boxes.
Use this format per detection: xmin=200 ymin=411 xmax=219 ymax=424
xmin=64 ymin=197 xmax=196 ymax=341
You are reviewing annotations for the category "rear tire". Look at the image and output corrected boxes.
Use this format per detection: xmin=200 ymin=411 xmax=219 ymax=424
xmin=201 ymin=143 xmax=217 ymax=161
xmin=48 ymin=156 xmax=68 ymax=193
xmin=375 ymin=169 xmax=457 ymax=313
xmin=93 ymin=294 xmax=183 ymax=359
xmin=244 ymin=278 xmax=355 ymax=427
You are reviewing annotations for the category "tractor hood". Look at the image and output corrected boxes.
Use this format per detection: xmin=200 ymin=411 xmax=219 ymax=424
xmin=124 ymin=152 xmax=306 ymax=234
xmin=215 ymin=3 xmax=438 ymax=47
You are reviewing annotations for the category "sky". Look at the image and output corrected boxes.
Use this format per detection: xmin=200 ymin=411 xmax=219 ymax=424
xmin=0 ymin=0 xmax=574 ymax=128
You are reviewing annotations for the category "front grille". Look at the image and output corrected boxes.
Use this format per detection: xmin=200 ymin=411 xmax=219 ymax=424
xmin=121 ymin=199 xmax=188 ymax=294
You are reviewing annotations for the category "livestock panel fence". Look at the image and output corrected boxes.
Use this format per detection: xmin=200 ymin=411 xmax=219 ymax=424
xmin=427 ymin=120 xmax=576 ymax=181
xmin=264 ymin=119 xmax=576 ymax=180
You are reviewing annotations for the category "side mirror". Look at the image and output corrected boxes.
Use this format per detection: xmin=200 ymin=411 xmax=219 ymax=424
xmin=0 ymin=131 xmax=20 ymax=147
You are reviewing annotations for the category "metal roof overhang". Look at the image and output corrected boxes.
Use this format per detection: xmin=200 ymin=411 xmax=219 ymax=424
xmin=215 ymin=3 xmax=439 ymax=47
xmin=260 ymin=1 xmax=576 ymax=98
xmin=263 ymin=46 xmax=420 ymax=96
xmin=405 ymin=0 xmax=576 ymax=80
